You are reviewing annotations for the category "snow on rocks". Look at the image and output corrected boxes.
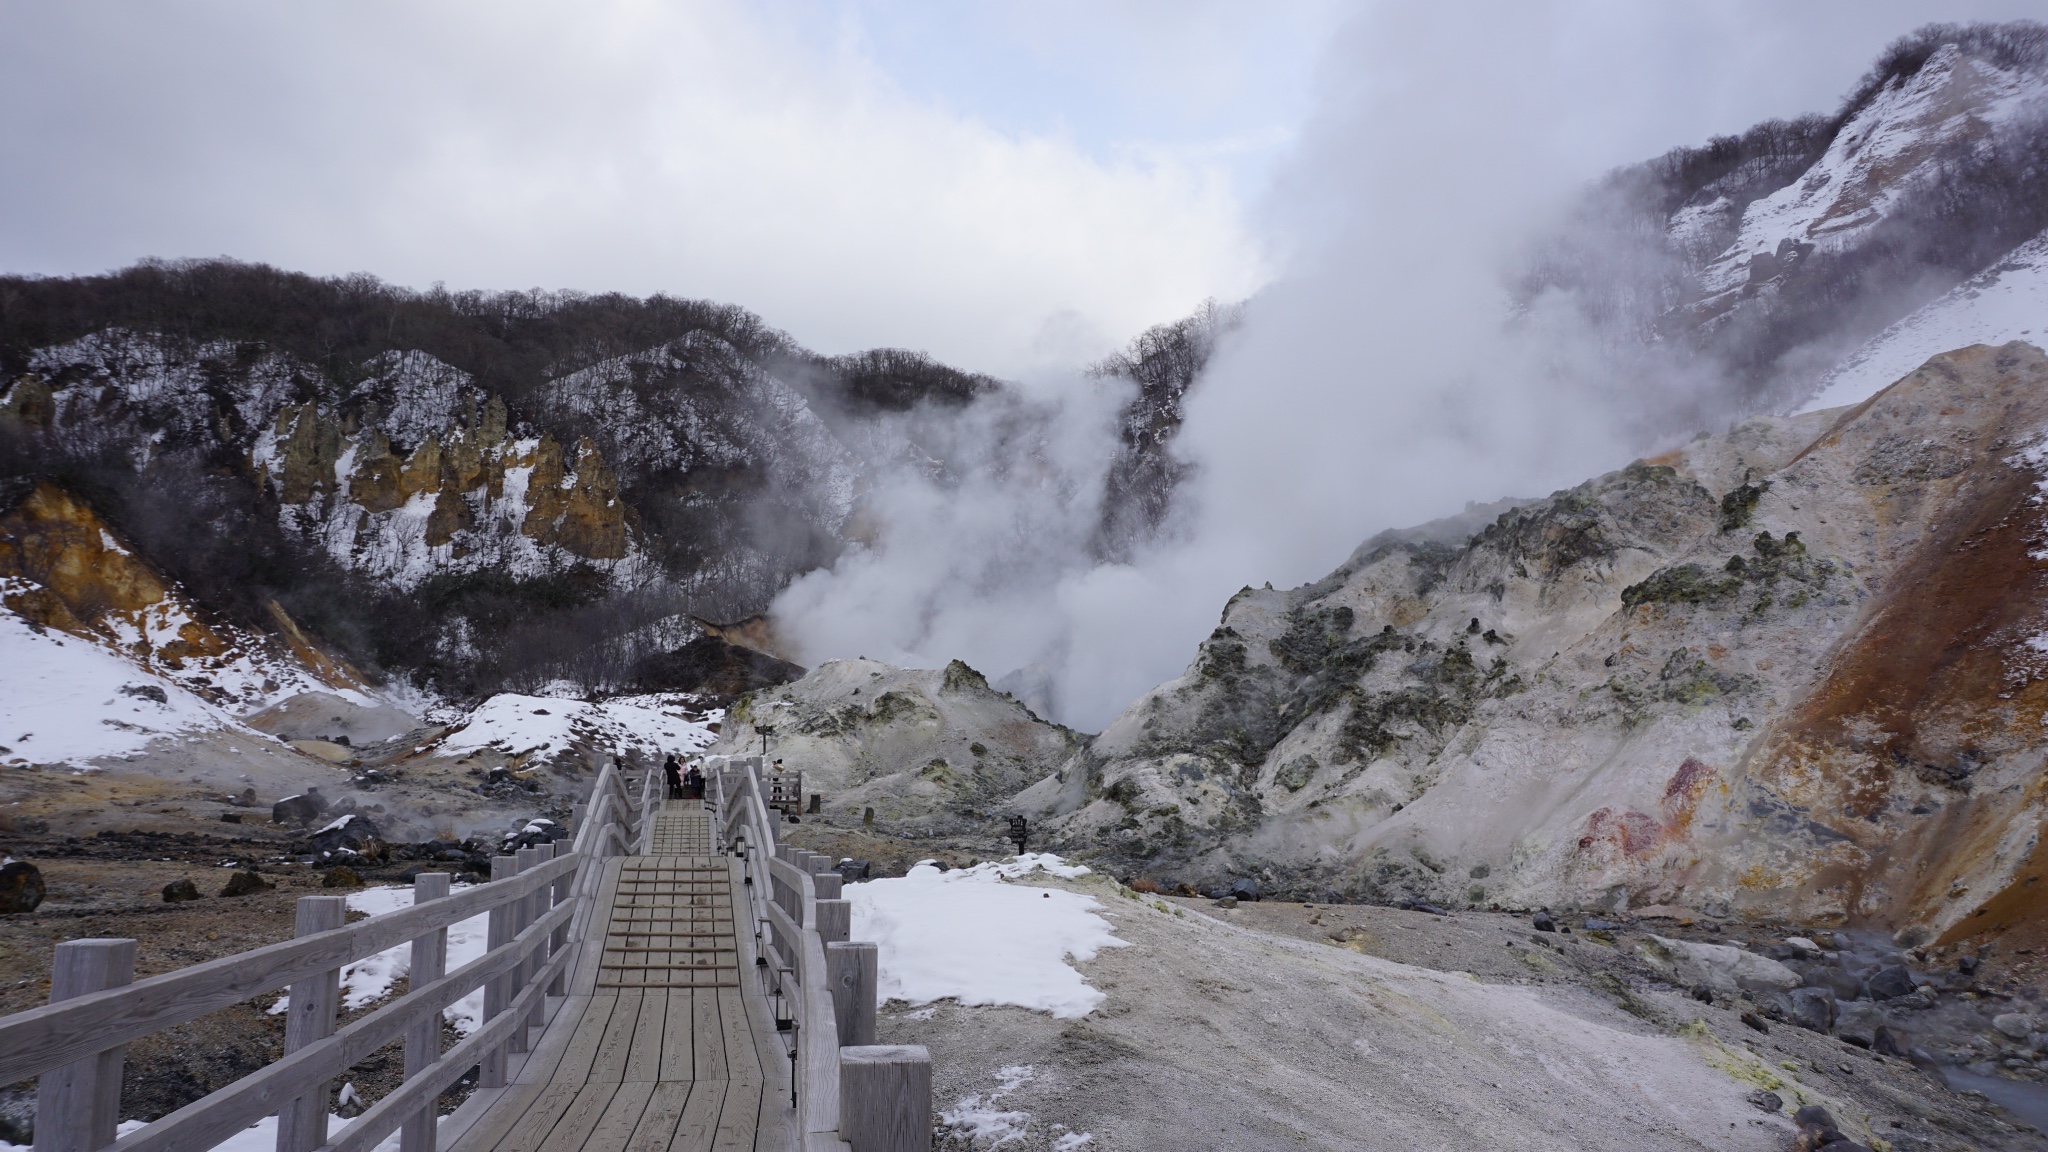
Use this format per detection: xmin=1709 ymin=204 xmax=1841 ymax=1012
xmin=0 ymin=604 xmax=252 ymax=768
xmin=848 ymin=855 xmax=1126 ymax=1019
xmin=938 ymin=1065 xmax=1036 ymax=1149
xmin=430 ymin=693 xmax=718 ymax=766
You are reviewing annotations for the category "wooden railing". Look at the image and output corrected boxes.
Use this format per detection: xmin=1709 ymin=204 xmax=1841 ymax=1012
xmin=708 ymin=757 xmax=929 ymax=1152
xmin=3 ymin=762 xmax=648 ymax=1152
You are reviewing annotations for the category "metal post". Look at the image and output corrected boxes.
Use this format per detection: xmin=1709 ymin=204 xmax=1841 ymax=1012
xmin=33 ymin=939 xmax=136 ymax=1152
xmin=278 ymin=896 xmax=346 ymax=1152
xmin=479 ymin=855 xmax=517 ymax=1088
xmin=401 ymin=874 xmax=451 ymax=1152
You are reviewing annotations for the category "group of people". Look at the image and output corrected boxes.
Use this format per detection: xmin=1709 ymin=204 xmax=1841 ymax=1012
xmin=661 ymin=754 xmax=705 ymax=800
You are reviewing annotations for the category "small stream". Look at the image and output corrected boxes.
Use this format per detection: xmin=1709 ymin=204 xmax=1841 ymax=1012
xmin=1937 ymin=1065 xmax=2048 ymax=1131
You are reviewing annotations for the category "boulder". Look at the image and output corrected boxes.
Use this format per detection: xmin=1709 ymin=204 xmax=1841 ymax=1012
xmin=1873 ymin=1025 xmax=1911 ymax=1058
xmin=1802 ymin=964 xmax=1863 ymax=1001
xmin=161 ymin=878 xmax=202 ymax=903
xmin=308 ymin=813 xmax=383 ymax=861
xmin=219 ymin=870 xmax=270 ymax=897
xmin=1992 ymin=1012 xmax=2034 ymax=1040
xmin=272 ymin=791 xmax=328 ymax=827
xmin=500 ymin=819 xmax=565 ymax=852
xmin=1789 ymin=986 xmax=1837 ymax=1034
xmin=0 ymin=861 xmax=45 ymax=913
xmin=1865 ymin=964 xmax=1916 ymax=1001
xmin=1532 ymin=910 xmax=1557 ymax=932
xmin=1783 ymin=936 xmax=1822 ymax=957
xmin=1640 ymin=935 xmax=1800 ymax=995
xmin=1228 ymin=877 xmax=1261 ymax=902
xmin=835 ymin=859 xmax=872 ymax=882
xmin=1836 ymin=1002 xmax=1885 ymax=1048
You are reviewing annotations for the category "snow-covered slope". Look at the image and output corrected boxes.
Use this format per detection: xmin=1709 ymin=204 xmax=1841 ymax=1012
xmin=1800 ymin=227 xmax=2048 ymax=412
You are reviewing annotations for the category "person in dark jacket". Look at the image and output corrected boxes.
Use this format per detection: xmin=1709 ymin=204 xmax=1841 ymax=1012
xmin=683 ymin=763 xmax=705 ymax=800
xmin=662 ymin=754 xmax=683 ymax=799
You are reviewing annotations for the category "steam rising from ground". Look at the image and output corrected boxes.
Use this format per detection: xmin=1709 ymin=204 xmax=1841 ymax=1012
xmin=772 ymin=1 xmax=2029 ymax=730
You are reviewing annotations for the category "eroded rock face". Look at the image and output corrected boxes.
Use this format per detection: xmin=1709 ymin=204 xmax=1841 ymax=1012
xmin=709 ymin=657 xmax=1082 ymax=835
xmin=1036 ymin=343 xmax=2048 ymax=950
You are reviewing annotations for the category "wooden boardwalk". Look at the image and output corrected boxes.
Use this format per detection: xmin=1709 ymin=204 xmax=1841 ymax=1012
xmin=449 ymin=804 xmax=797 ymax=1152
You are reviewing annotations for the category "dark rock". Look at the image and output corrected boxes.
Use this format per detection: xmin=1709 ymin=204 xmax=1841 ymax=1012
xmin=1532 ymin=911 xmax=1556 ymax=932
xmin=1957 ymin=954 xmax=1979 ymax=976
xmin=1804 ymin=965 xmax=1863 ymax=1001
xmin=1403 ymin=902 xmax=1448 ymax=916
xmin=1692 ymin=983 xmax=1714 ymax=1004
xmin=1740 ymin=1011 xmax=1769 ymax=1033
xmin=1794 ymin=1105 xmax=1837 ymax=1132
xmin=232 ymin=787 xmax=256 ymax=807
xmin=322 ymin=867 xmax=362 ymax=888
xmin=500 ymin=819 xmax=565 ymax=852
xmin=219 ymin=870 xmax=270 ymax=897
xmin=1583 ymin=919 xmax=1617 ymax=931
xmin=162 ymin=878 xmax=202 ymax=903
xmin=1213 ymin=896 xmax=1239 ymax=909
xmin=835 ymin=860 xmax=872 ymax=882
xmin=1873 ymin=1025 xmax=1910 ymax=1058
xmin=1790 ymin=986 xmax=1837 ymax=1034
xmin=119 ymin=683 xmax=167 ymax=704
xmin=308 ymin=813 xmax=384 ymax=860
xmin=271 ymin=791 xmax=328 ymax=827
xmin=1228 ymin=878 xmax=1261 ymax=902
xmin=219 ymin=812 xmax=242 ymax=824
xmin=0 ymin=861 xmax=45 ymax=914
xmin=1747 ymin=1090 xmax=1783 ymax=1112
xmin=1866 ymin=965 xmax=1916 ymax=1001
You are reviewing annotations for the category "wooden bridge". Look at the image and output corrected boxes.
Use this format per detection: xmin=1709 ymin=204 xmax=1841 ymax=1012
xmin=0 ymin=759 xmax=931 ymax=1152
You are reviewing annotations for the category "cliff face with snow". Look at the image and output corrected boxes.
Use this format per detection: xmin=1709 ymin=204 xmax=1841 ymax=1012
xmin=1537 ymin=23 xmax=2048 ymax=410
xmin=1029 ymin=342 xmax=2048 ymax=947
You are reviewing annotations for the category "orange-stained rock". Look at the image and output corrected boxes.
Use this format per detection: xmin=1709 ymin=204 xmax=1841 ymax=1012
xmin=425 ymin=487 xmax=473 ymax=547
xmin=401 ymin=433 xmax=441 ymax=498
xmin=557 ymin=438 xmax=628 ymax=560
xmin=2 ymin=375 xmax=54 ymax=430
xmin=349 ymin=430 xmax=405 ymax=512
xmin=0 ymin=481 xmax=167 ymax=619
xmin=276 ymin=404 xmax=343 ymax=504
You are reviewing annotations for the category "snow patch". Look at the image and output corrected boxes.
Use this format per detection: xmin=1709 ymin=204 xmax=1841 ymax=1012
xmin=432 ymin=693 xmax=718 ymax=764
xmin=938 ymin=1065 xmax=1035 ymax=1149
xmin=266 ymin=884 xmax=490 ymax=1028
xmin=848 ymin=855 xmax=1125 ymax=1018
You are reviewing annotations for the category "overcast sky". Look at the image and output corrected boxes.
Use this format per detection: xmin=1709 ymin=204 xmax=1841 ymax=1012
xmin=5 ymin=1 xmax=2039 ymax=377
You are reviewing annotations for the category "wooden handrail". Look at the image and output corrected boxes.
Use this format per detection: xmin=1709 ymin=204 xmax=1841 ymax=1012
xmin=5 ymin=756 xmax=640 ymax=1152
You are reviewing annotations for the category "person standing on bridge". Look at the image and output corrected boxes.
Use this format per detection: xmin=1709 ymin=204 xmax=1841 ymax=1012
xmin=662 ymin=753 xmax=683 ymax=799
xmin=683 ymin=761 xmax=705 ymax=800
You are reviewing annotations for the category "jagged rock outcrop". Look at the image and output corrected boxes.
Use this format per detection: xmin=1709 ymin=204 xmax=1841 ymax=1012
xmin=710 ymin=657 xmax=1082 ymax=834
xmin=1033 ymin=343 xmax=2048 ymax=951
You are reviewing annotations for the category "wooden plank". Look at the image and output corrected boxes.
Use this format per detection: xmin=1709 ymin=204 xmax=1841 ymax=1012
xmin=589 ymin=989 xmax=645 ymax=1084
xmin=665 ymin=1080 xmax=724 ymax=1152
xmin=706 ymin=1075 xmax=758 ymax=1152
xmin=478 ymin=1075 xmax=585 ymax=1152
xmin=565 ymin=1079 xmax=653 ymax=1152
xmin=619 ymin=1083 xmax=691 ymax=1152
xmin=691 ymin=986 xmax=727 ymax=1086
xmin=657 ymin=985 xmax=696 ymax=1086
xmin=527 ymin=1081 xmax=619 ymax=1152
xmin=624 ymin=991 xmax=667 ymax=1084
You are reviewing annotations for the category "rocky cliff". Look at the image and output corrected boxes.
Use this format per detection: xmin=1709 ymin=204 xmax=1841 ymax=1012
xmin=1021 ymin=342 xmax=2048 ymax=950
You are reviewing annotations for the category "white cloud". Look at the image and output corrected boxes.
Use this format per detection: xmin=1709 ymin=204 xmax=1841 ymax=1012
xmin=0 ymin=0 xmax=1270 ymax=374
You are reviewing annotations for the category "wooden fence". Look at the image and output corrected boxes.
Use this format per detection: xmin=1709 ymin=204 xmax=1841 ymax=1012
xmin=0 ymin=762 xmax=648 ymax=1152
xmin=708 ymin=758 xmax=929 ymax=1152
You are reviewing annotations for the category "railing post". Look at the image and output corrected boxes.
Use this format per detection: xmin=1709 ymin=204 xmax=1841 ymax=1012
xmin=813 ymin=872 xmax=842 ymax=900
xmin=508 ymin=848 xmax=539 ymax=1054
xmin=32 ymin=939 xmax=136 ymax=1152
xmin=826 ymin=942 xmax=877 ymax=1048
xmin=523 ymin=845 xmax=552 ymax=1033
xmin=401 ymin=874 xmax=451 ymax=1152
xmin=278 ymin=896 xmax=347 ymax=1152
xmin=814 ymin=900 xmax=850 ymax=945
xmin=548 ymin=844 xmax=572 ymax=997
xmin=479 ymin=855 xmax=517 ymax=1088
xmin=839 ymin=1046 xmax=930 ymax=1152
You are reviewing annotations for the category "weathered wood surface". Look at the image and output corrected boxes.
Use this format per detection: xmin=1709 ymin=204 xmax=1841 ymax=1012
xmin=451 ymin=806 xmax=799 ymax=1152
xmin=836 ymin=1048 xmax=930 ymax=1152
xmin=32 ymin=939 xmax=135 ymax=1152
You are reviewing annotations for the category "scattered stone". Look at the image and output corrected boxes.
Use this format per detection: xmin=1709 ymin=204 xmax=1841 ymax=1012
xmin=1790 ymin=986 xmax=1837 ymax=1034
xmin=1583 ymin=919 xmax=1617 ymax=932
xmin=1692 ymin=983 xmax=1714 ymax=1004
xmin=1214 ymin=896 xmax=1239 ymax=909
xmin=501 ymin=819 xmax=565 ymax=852
xmin=1993 ymin=1012 xmax=2034 ymax=1039
xmin=161 ymin=878 xmax=202 ymax=903
xmin=220 ymin=870 xmax=270 ymax=897
xmin=1228 ymin=878 xmax=1261 ymax=902
xmin=1784 ymin=936 xmax=1822 ymax=957
xmin=1532 ymin=911 xmax=1556 ymax=932
xmin=1793 ymin=1105 xmax=1836 ymax=1132
xmin=1403 ymin=902 xmax=1448 ymax=916
xmin=1740 ymin=1010 xmax=1769 ymax=1034
xmin=1865 ymin=965 xmax=1916 ymax=1001
xmin=322 ymin=867 xmax=362 ymax=888
xmin=1872 ymin=1026 xmax=1911 ymax=1059
xmin=232 ymin=787 xmax=256 ymax=807
xmin=1747 ymin=1090 xmax=1783 ymax=1112
xmin=1836 ymin=1002 xmax=1884 ymax=1049
xmin=835 ymin=859 xmax=872 ymax=882
xmin=1803 ymin=964 xmax=1863 ymax=1001
xmin=1957 ymin=954 xmax=1980 ymax=976
xmin=219 ymin=812 xmax=243 ymax=824
xmin=0 ymin=860 xmax=45 ymax=914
